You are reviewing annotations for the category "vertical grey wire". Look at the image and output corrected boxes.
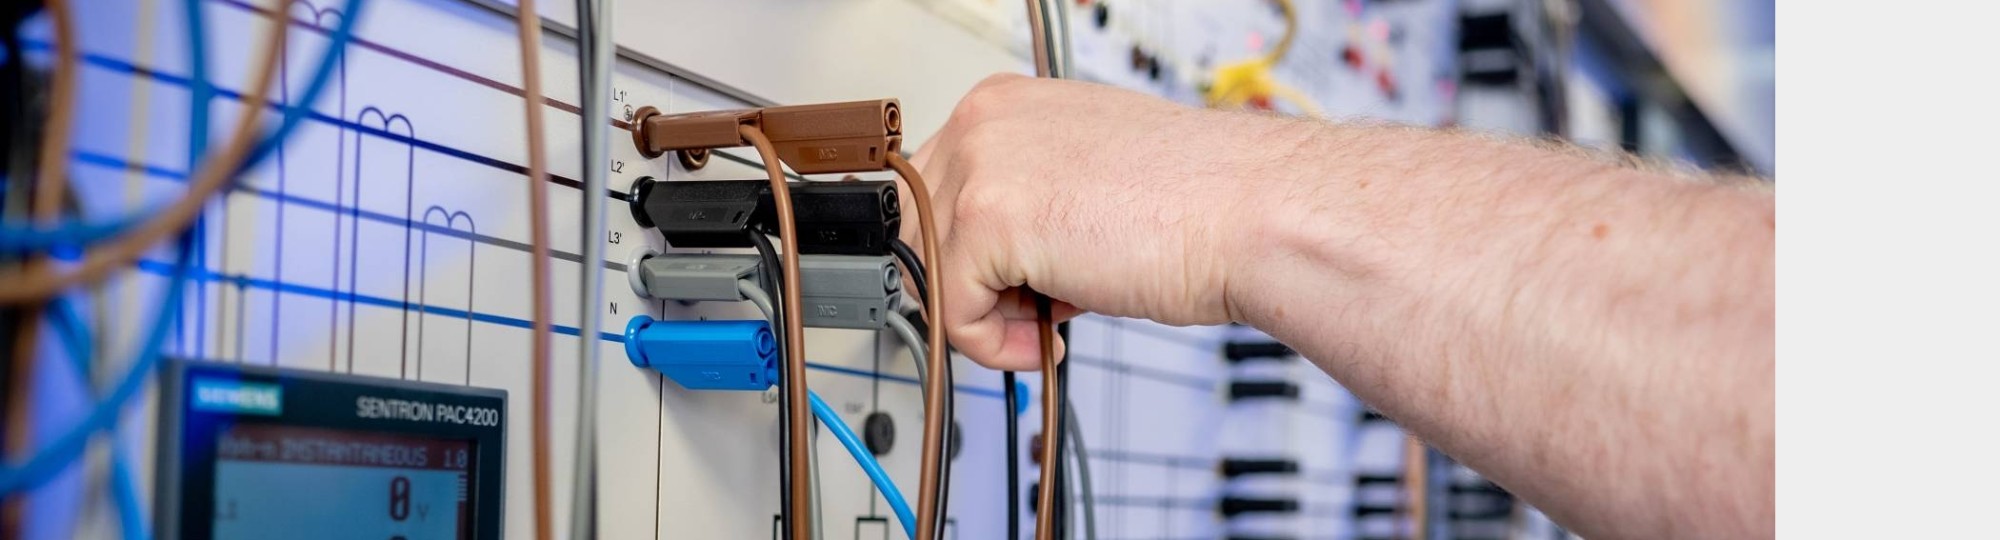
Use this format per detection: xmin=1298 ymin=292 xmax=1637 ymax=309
xmin=887 ymin=311 xmax=931 ymax=398
xmin=569 ymin=0 xmax=614 ymax=537
xmin=1064 ymin=400 xmax=1097 ymax=540
xmin=1028 ymin=0 xmax=1074 ymax=79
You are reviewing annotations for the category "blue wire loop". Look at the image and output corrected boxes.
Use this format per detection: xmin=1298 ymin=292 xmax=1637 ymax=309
xmin=0 ymin=0 xmax=369 ymax=499
xmin=0 ymin=0 xmax=370 ymax=252
xmin=47 ymin=298 xmax=150 ymax=540
xmin=809 ymin=390 xmax=918 ymax=539
xmin=0 ymin=237 xmax=192 ymax=495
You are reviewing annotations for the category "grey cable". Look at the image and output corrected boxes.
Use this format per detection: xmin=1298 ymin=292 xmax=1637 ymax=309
xmin=742 ymin=278 xmax=820 ymax=540
xmin=1026 ymin=0 xmax=1074 ymax=79
xmin=886 ymin=311 xmax=931 ymax=398
xmin=568 ymin=0 xmax=614 ymax=536
xmin=740 ymin=279 xmax=775 ymax=321
xmin=1064 ymin=400 xmax=1098 ymax=540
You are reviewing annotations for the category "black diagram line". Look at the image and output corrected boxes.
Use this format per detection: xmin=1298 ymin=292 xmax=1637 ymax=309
xmin=352 ymin=105 xmax=416 ymax=376
xmin=284 ymin=0 xmax=348 ymax=368
xmin=414 ymin=205 xmax=477 ymax=383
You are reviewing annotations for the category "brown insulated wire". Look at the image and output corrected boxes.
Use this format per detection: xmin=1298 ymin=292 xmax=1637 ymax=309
xmin=885 ymin=152 xmax=950 ymax=540
xmin=0 ymin=0 xmax=290 ymax=304
xmin=32 ymin=0 xmax=77 ymax=222
xmin=512 ymin=0 xmax=557 ymax=539
xmin=742 ymin=124 xmax=815 ymax=540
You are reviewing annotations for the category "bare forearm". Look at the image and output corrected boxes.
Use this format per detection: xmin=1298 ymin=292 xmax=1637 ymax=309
xmin=916 ymin=75 xmax=1772 ymax=536
xmin=1228 ymin=122 xmax=1775 ymax=539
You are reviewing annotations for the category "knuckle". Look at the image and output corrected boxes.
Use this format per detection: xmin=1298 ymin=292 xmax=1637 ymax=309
xmin=951 ymin=183 xmax=1011 ymax=232
xmin=955 ymin=74 xmax=1026 ymax=124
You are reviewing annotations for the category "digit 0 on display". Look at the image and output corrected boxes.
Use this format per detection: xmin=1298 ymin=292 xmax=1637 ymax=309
xmin=156 ymin=360 xmax=506 ymax=540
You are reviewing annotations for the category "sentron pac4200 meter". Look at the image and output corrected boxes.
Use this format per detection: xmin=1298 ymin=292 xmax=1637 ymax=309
xmin=155 ymin=360 xmax=507 ymax=540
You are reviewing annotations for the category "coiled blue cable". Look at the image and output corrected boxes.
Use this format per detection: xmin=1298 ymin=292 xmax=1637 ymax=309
xmin=46 ymin=298 xmax=149 ymax=540
xmin=0 ymin=0 xmax=370 ymax=252
xmin=0 ymin=236 xmax=192 ymax=495
xmin=808 ymin=390 xmax=916 ymax=539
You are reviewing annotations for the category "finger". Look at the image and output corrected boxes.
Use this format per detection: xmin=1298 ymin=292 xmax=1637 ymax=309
xmin=990 ymin=315 xmax=1066 ymax=372
xmin=937 ymin=211 xmax=1019 ymax=368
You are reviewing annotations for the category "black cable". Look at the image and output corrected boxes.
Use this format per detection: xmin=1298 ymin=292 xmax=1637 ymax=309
xmin=1055 ymin=319 xmax=1073 ymax=540
xmin=1054 ymin=356 xmax=1071 ymax=540
xmin=750 ymin=230 xmax=795 ymax=538
xmin=936 ymin=338 xmax=955 ymax=537
xmin=0 ymin=7 xmax=40 ymax=521
xmin=1003 ymin=370 xmax=1020 ymax=539
xmin=888 ymin=237 xmax=927 ymax=306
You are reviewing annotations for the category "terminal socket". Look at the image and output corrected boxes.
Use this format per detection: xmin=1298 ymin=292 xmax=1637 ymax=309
xmin=633 ymin=99 xmax=902 ymax=175
xmin=796 ymin=255 xmax=903 ymax=330
xmin=629 ymin=177 xmax=764 ymax=248
xmin=1219 ymin=496 xmax=1300 ymax=517
xmin=759 ymin=100 xmax=903 ymax=174
xmin=633 ymin=253 xmax=903 ymax=330
xmin=1219 ymin=458 xmax=1301 ymax=478
xmin=1227 ymin=380 xmax=1301 ymax=402
xmin=631 ymin=177 xmax=900 ymax=255
xmin=624 ymin=316 xmax=778 ymax=392
xmin=773 ymin=180 xmax=900 ymax=255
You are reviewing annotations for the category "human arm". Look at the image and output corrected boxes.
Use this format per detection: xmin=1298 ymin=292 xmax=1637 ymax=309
xmin=908 ymin=74 xmax=1773 ymax=539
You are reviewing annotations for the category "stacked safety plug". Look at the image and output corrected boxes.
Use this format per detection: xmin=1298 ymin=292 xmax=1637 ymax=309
xmin=621 ymin=100 xmax=950 ymax=540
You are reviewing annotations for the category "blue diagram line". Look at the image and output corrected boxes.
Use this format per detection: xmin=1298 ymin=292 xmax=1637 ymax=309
xmin=28 ymin=44 xmax=609 ymax=198
xmin=69 ymin=152 xmax=616 ymax=271
xmin=125 ymin=260 xmax=1007 ymax=399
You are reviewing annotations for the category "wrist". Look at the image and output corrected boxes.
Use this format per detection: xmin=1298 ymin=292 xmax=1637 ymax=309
xmin=1220 ymin=119 xmax=1387 ymax=329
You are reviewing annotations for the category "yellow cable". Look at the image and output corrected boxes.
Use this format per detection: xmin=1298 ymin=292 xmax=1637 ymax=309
xmin=1203 ymin=0 xmax=1321 ymax=116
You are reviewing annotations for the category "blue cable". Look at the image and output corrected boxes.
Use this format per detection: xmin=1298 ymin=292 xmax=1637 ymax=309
xmin=0 ymin=235 xmax=193 ymax=495
xmin=0 ymin=0 xmax=370 ymax=253
xmin=808 ymin=390 xmax=916 ymax=539
xmin=182 ymin=0 xmax=212 ymax=167
xmin=46 ymin=299 xmax=150 ymax=540
xmin=0 ymin=0 xmax=361 ymax=507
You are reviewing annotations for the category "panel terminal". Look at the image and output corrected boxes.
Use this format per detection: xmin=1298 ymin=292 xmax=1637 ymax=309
xmin=759 ymin=100 xmax=902 ymax=174
xmin=624 ymin=316 xmax=778 ymax=391
xmin=631 ymin=177 xmax=900 ymax=255
xmin=633 ymin=253 xmax=902 ymax=330
xmin=632 ymin=99 xmax=903 ymax=175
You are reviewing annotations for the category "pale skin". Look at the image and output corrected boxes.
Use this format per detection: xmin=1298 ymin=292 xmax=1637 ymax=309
xmin=906 ymin=74 xmax=1773 ymax=539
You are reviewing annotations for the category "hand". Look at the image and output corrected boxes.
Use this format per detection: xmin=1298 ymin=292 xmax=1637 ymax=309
xmin=905 ymin=74 xmax=1316 ymax=370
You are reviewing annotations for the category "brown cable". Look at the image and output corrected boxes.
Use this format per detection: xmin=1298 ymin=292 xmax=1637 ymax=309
xmin=742 ymin=124 xmax=814 ymax=540
xmin=884 ymin=152 xmax=950 ymax=540
xmin=1018 ymin=5 xmax=1069 ymax=536
xmin=513 ymin=1 xmax=557 ymax=539
xmin=8 ymin=0 xmax=79 ymax=523
xmin=1405 ymin=435 xmax=1430 ymax=540
xmin=3 ymin=2 xmax=283 ymax=532
xmin=32 ymin=0 xmax=77 ymax=222
xmin=884 ymin=153 xmax=945 ymax=536
xmin=1033 ymin=300 xmax=1060 ymax=540
xmin=0 ymin=0 xmax=290 ymax=305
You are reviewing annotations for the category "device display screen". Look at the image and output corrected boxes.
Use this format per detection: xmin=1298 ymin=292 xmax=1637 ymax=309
xmin=210 ymin=424 xmax=475 ymax=540
xmin=160 ymin=360 xmax=506 ymax=540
